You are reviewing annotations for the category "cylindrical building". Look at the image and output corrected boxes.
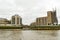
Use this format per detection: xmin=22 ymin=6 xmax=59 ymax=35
xmin=11 ymin=14 xmax=22 ymax=26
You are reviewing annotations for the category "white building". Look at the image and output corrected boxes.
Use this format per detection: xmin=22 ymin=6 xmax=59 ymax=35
xmin=11 ymin=14 xmax=22 ymax=26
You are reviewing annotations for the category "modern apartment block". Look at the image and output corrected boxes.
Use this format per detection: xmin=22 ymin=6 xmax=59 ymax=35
xmin=36 ymin=17 xmax=47 ymax=25
xmin=32 ymin=9 xmax=58 ymax=26
xmin=47 ymin=10 xmax=58 ymax=25
xmin=11 ymin=14 xmax=22 ymax=26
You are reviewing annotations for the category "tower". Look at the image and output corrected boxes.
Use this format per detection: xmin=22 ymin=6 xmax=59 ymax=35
xmin=52 ymin=8 xmax=58 ymax=25
xmin=47 ymin=8 xmax=58 ymax=25
xmin=11 ymin=14 xmax=22 ymax=26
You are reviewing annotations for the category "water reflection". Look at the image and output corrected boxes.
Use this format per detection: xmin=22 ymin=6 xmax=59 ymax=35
xmin=21 ymin=30 xmax=58 ymax=40
xmin=0 ymin=29 xmax=59 ymax=40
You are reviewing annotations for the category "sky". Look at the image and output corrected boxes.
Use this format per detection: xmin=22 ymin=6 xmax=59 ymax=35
xmin=0 ymin=0 xmax=60 ymax=25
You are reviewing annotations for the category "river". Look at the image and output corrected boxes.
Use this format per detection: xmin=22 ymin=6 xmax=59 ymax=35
xmin=0 ymin=29 xmax=60 ymax=40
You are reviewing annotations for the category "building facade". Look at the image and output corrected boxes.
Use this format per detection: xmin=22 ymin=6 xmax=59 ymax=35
xmin=11 ymin=14 xmax=22 ymax=26
xmin=0 ymin=18 xmax=10 ymax=24
xmin=35 ymin=9 xmax=58 ymax=26
xmin=47 ymin=10 xmax=58 ymax=25
xmin=36 ymin=17 xmax=47 ymax=26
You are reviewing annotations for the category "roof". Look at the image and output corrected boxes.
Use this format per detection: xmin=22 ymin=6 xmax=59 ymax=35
xmin=12 ymin=14 xmax=22 ymax=18
xmin=0 ymin=18 xmax=7 ymax=20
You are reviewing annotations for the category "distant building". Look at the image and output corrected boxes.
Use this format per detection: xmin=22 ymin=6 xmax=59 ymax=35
xmin=34 ymin=9 xmax=58 ymax=26
xmin=36 ymin=17 xmax=47 ymax=26
xmin=30 ymin=22 xmax=36 ymax=26
xmin=0 ymin=18 xmax=10 ymax=24
xmin=11 ymin=14 xmax=22 ymax=26
xmin=47 ymin=10 xmax=58 ymax=25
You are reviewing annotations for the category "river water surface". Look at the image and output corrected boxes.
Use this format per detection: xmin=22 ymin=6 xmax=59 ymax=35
xmin=0 ymin=29 xmax=60 ymax=40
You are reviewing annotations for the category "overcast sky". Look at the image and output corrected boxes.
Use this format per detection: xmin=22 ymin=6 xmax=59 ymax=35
xmin=0 ymin=0 xmax=60 ymax=25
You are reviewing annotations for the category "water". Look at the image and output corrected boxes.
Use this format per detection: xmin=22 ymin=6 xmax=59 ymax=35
xmin=0 ymin=29 xmax=60 ymax=40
